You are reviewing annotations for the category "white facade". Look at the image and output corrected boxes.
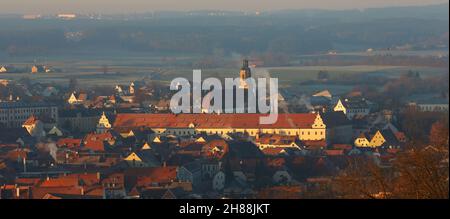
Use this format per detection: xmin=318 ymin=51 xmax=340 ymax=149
xmin=0 ymin=102 xmax=58 ymax=128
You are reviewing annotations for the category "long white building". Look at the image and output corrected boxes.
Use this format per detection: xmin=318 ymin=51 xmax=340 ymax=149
xmin=0 ymin=102 xmax=58 ymax=128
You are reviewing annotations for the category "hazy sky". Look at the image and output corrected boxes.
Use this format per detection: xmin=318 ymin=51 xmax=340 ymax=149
xmin=0 ymin=0 xmax=448 ymax=14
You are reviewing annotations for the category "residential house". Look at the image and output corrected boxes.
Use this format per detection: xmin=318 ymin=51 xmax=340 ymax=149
xmin=96 ymin=111 xmax=112 ymax=134
xmin=177 ymin=161 xmax=202 ymax=188
xmin=333 ymin=98 xmax=370 ymax=119
xmin=124 ymin=151 xmax=160 ymax=168
xmin=22 ymin=115 xmax=45 ymax=138
xmin=67 ymin=91 xmax=88 ymax=105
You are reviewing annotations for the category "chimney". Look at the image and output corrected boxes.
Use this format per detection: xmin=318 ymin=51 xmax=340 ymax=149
xmin=16 ymin=186 xmax=20 ymax=198
xmin=23 ymin=157 xmax=27 ymax=173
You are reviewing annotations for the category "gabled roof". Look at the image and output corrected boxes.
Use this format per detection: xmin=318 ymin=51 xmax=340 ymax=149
xmin=313 ymin=90 xmax=332 ymax=98
xmin=39 ymin=177 xmax=80 ymax=188
xmin=339 ymin=98 xmax=369 ymax=109
xmin=126 ymin=166 xmax=178 ymax=187
xmin=31 ymin=186 xmax=84 ymax=199
xmin=256 ymin=134 xmax=299 ymax=146
xmin=23 ymin=115 xmax=39 ymax=126
xmin=301 ymin=140 xmax=327 ymax=149
xmin=83 ymin=139 xmax=108 ymax=152
xmin=126 ymin=150 xmax=160 ymax=165
xmin=324 ymin=149 xmax=345 ymax=156
xmin=83 ymin=132 xmax=116 ymax=151
xmin=56 ymin=138 xmax=82 ymax=148
xmin=261 ymin=147 xmax=288 ymax=156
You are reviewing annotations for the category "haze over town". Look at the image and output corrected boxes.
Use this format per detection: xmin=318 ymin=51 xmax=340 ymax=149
xmin=0 ymin=0 xmax=449 ymax=14
xmin=0 ymin=1 xmax=448 ymax=200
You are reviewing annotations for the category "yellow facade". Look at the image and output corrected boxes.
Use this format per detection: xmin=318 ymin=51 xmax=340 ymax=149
xmin=124 ymin=152 xmax=142 ymax=162
xmin=333 ymin=99 xmax=347 ymax=114
xmin=369 ymin=131 xmax=386 ymax=147
xmin=122 ymin=114 xmax=326 ymax=141
xmin=354 ymin=130 xmax=386 ymax=148
xmin=67 ymin=93 xmax=78 ymax=104
xmin=354 ymin=137 xmax=370 ymax=147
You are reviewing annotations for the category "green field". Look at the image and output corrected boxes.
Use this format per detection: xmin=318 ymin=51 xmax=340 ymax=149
xmin=0 ymin=56 xmax=447 ymax=90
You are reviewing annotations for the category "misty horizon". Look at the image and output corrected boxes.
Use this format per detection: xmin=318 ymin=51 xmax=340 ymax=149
xmin=0 ymin=0 xmax=448 ymax=15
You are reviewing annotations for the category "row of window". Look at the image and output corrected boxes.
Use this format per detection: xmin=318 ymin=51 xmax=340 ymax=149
xmin=349 ymin=109 xmax=368 ymax=113
xmin=1 ymin=107 xmax=56 ymax=114
xmin=157 ymin=129 xmax=324 ymax=136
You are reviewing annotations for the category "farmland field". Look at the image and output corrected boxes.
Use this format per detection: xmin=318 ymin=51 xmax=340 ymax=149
xmin=0 ymin=63 xmax=447 ymax=88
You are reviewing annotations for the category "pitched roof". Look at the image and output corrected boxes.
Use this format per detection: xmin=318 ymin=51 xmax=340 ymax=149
xmin=340 ymin=98 xmax=369 ymax=109
xmin=256 ymin=134 xmax=299 ymax=146
xmin=56 ymin=138 xmax=82 ymax=148
xmin=82 ymin=132 xmax=115 ymax=152
xmin=324 ymin=149 xmax=345 ymax=156
xmin=261 ymin=147 xmax=287 ymax=156
xmin=126 ymin=166 xmax=178 ymax=187
xmin=39 ymin=177 xmax=79 ymax=188
xmin=30 ymin=186 xmax=84 ymax=199
xmin=301 ymin=140 xmax=327 ymax=149
xmin=23 ymin=115 xmax=39 ymax=126
xmin=313 ymin=90 xmax=332 ymax=98
xmin=113 ymin=113 xmax=318 ymax=129
xmin=83 ymin=140 xmax=107 ymax=152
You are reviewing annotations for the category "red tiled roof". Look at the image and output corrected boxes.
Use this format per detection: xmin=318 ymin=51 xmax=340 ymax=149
xmin=84 ymin=132 xmax=113 ymax=142
xmin=38 ymin=173 xmax=100 ymax=188
xmin=39 ymin=177 xmax=79 ymax=188
xmin=261 ymin=147 xmax=286 ymax=156
xmin=31 ymin=186 xmax=83 ymax=199
xmin=126 ymin=166 xmax=177 ymax=187
xmin=65 ymin=173 xmax=100 ymax=186
xmin=257 ymin=134 xmax=298 ymax=145
xmin=83 ymin=132 xmax=113 ymax=152
xmin=5 ymin=149 xmax=28 ymax=161
xmin=56 ymin=138 xmax=82 ymax=148
xmin=15 ymin=178 xmax=41 ymax=186
xmin=113 ymin=113 xmax=318 ymax=130
xmin=302 ymin=140 xmax=327 ymax=148
xmin=23 ymin=115 xmax=38 ymax=125
xmin=324 ymin=149 xmax=345 ymax=156
xmin=83 ymin=140 xmax=106 ymax=152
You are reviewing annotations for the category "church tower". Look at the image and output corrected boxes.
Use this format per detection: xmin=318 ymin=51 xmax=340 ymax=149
xmin=239 ymin=59 xmax=252 ymax=89
xmin=96 ymin=111 xmax=112 ymax=134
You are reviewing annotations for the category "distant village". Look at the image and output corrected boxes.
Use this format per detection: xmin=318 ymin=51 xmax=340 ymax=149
xmin=0 ymin=60 xmax=448 ymax=199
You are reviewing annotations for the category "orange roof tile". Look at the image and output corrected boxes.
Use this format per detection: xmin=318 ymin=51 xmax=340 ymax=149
xmin=113 ymin=113 xmax=318 ymax=130
xmin=324 ymin=149 xmax=345 ymax=156
xmin=56 ymin=138 xmax=82 ymax=148
xmin=39 ymin=177 xmax=79 ymax=188
xmin=23 ymin=115 xmax=39 ymax=126
xmin=261 ymin=147 xmax=286 ymax=156
xmin=128 ymin=166 xmax=178 ymax=187
xmin=31 ymin=186 xmax=83 ymax=199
